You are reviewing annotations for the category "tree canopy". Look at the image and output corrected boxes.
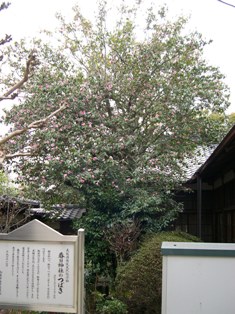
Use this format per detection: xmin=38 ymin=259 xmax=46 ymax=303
xmin=2 ymin=2 xmax=230 ymax=229
xmin=0 ymin=1 xmax=65 ymax=166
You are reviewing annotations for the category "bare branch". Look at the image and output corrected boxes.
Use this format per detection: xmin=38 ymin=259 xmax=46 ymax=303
xmin=0 ymin=34 xmax=12 ymax=46
xmin=27 ymin=103 xmax=67 ymax=129
xmin=0 ymin=128 xmax=27 ymax=145
xmin=217 ymin=0 xmax=235 ymax=8
xmin=105 ymin=220 xmax=141 ymax=264
xmin=5 ymin=152 xmax=36 ymax=159
xmin=0 ymin=197 xmax=31 ymax=233
xmin=0 ymin=51 xmax=37 ymax=102
xmin=0 ymin=94 xmax=17 ymax=100
xmin=0 ymin=2 xmax=11 ymax=12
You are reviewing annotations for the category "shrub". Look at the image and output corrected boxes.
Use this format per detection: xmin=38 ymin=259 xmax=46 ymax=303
xmin=96 ymin=292 xmax=128 ymax=314
xmin=115 ymin=231 xmax=200 ymax=314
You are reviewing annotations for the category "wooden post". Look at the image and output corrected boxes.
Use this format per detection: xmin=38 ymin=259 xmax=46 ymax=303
xmin=77 ymin=229 xmax=85 ymax=314
xmin=197 ymin=175 xmax=202 ymax=239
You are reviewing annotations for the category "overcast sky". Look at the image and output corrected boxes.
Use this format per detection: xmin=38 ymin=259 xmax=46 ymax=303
xmin=0 ymin=0 xmax=235 ymax=112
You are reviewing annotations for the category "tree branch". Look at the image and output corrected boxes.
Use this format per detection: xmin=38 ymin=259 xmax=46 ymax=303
xmin=0 ymin=95 xmax=18 ymax=100
xmin=217 ymin=0 xmax=235 ymax=8
xmin=5 ymin=152 xmax=36 ymax=159
xmin=0 ymin=50 xmax=37 ymax=102
xmin=0 ymin=2 xmax=11 ymax=12
xmin=0 ymin=33 xmax=12 ymax=46
xmin=0 ymin=128 xmax=28 ymax=145
xmin=0 ymin=102 xmax=67 ymax=146
xmin=0 ymin=102 xmax=67 ymax=165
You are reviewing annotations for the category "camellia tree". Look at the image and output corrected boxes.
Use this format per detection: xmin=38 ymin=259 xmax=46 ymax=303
xmin=3 ymin=1 xmax=230 ymax=221
xmin=1 ymin=1 xmax=230 ymax=296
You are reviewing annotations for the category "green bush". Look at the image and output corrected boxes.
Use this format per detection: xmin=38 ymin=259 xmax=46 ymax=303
xmin=115 ymin=231 xmax=200 ymax=314
xmin=96 ymin=292 xmax=128 ymax=314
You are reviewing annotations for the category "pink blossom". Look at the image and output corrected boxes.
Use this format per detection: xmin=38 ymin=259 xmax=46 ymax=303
xmin=106 ymin=82 xmax=113 ymax=91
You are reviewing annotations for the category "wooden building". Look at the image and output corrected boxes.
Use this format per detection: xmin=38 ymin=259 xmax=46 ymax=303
xmin=175 ymin=125 xmax=235 ymax=243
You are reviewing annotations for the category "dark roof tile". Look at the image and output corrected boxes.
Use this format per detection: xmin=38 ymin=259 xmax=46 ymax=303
xmin=28 ymin=206 xmax=86 ymax=221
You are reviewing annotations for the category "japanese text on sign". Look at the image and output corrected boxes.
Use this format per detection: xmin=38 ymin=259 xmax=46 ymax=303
xmin=0 ymin=242 xmax=75 ymax=306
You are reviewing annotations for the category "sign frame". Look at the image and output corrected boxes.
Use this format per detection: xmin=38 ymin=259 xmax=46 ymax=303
xmin=0 ymin=219 xmax=84 ymax=313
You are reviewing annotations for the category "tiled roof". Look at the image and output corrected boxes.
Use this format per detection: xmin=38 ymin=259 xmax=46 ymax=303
xmin=0 ymin=196 xmax=86 ymax=221
xmin=0 ymin=195 xmax=40 ymax=207
xmin=183 ymin=145 xmax=217 ymax=181
xmin=28 ymin=205 xmax=86 ymax=221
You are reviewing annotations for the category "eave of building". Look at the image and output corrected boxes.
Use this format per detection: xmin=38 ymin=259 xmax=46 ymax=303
xmin=187 ymin=125 xmax=235 ymax=184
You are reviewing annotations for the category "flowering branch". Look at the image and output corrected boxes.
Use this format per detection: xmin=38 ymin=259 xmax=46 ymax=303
xmin=0 ymin=102 xmax=67 ymax=146
xmin=0 ymin=102 xmax=67 ymax=163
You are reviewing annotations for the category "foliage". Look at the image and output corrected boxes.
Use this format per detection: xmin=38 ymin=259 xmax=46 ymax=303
xmin=228 ymin=112 xmax=235 ymax=126
xmin=0 ymin=2 xmax=11 ymax=57
xmin=75 ymin=209 xmax=116 ymax=279
xmin=74 ymin=209 xmax=116 ymax=314
xmin=0 ymin=2 xmax=40 ymax=231
xmin=74 ymin=205 xmax=177 ymax=313
xmin=208 ymin=111 xmax=235 ymax=134
xmin=0 ymin=1 xmax=47 ymax=166
xmin=105 ymin=219 xmax=141 ymax=265
xmin=0 ymin=171 xmax=29 ymax=233
xmin=0 ymin=170 xmax=16 ymax=195
xmin=73 ymin=199 xmax=179 ymax=303
xmin=115 ymin=231 xmax=200 ymax=314
xmin=0 ymin=169 xmax=8 ymax=193
xmin=96 ymin=292 xmax=128 ymax=314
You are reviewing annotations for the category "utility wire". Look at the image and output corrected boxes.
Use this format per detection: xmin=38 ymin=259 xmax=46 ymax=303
xmin=218 ymin=0 xmax=235 ymax=8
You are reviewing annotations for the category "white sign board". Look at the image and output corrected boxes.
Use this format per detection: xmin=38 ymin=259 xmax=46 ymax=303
xmin=0 ymin=220 xmax=84 ymax=313
xmin=0 ymin=241 xmax=74 ymax=305
xmin=161 ymin=242 xmax=235 ymax=314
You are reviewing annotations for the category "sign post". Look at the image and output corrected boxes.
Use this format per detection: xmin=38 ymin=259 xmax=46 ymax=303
xmin=0 ymin=219 xmax=84 ymax=313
